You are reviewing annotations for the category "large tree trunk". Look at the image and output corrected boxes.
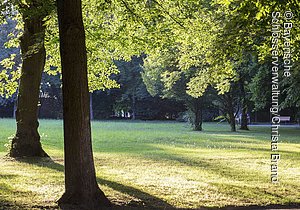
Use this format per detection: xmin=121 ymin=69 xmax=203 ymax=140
xmin=56 ymin=0 xmax=111 ymax=209
xmin=9 ymin=14 xmax=48 ymax=157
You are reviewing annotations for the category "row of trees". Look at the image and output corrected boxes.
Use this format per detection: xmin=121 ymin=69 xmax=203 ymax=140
xmin=0 ymin=0 xmax=299 ymax=209
xmin=1 ymin=54 xmax=286 ymax=131
xmin=1 ymin=47 xmax=298 ymax=130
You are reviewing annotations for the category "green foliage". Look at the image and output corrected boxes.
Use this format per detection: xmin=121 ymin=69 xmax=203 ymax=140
xmin=142 ymin=50 xmax=185 ymax=100
xmin=214 ymin=0 xmax=300 ymax=59
xmin=1 ymin=0 xmax=299 ymax=111
xmin=280 ymin=64 xmax=300 ymax=108
xmin=0 ymin=0 xmax=55 ymax=98
xmin=1 ymin=0 xmax=236 ymax=98
xmin=115 ymin=57 xmax=148 ymax=95
xmin=248 ymin=61 xmax=271 ymax=110
xmin=141 ymin=56 xmax=164 ymax=97
xmin=0 ymin=19 xmax=21 ymax=98
xmin=213 ymin=0 xmax=300 ymax=111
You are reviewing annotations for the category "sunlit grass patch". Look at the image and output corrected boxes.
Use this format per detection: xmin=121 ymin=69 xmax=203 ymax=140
xmin=0 ymin=119 xmax=300 ymax=209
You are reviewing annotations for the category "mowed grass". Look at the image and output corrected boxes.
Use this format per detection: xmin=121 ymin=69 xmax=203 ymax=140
xmin=0 ymin=119 xmax=300 ymax=209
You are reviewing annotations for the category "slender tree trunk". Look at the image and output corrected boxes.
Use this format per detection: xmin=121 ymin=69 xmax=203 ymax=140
xmin=228 ymin=110 xmax=236 ymax=132
xmin=131 ymin=94 xmax=136 ymax=120
xmin=9 ymin=13 xmax=48 ymax=157
xmin=194 ymin=107 xmax=203 ymax=131
xmin=239 ymin=79 xmax=249 ymax=130
xmin=225 ymin=94 xmax=236 ymax=132
xmin=240 ymin=106 xmax=249 ymax=130
xmin=191 ymin=98 xmax=203 ymax=131
xmin=56 ymin=0 xmax=110 ymax=209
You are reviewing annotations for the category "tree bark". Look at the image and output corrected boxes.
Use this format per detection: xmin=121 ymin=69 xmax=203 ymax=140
xmin=191 ymin=98 xmax=203 ymax=131
xmin=240 ymin=106 xmax=249 ymax=130
xmin=56 ymin=0 xmax=111 ymax=209
xmin=194 ymin=107 xmax=203 ymax=131
xmin=9 ymin=13 xmax=48 ymax=157
xmin=224 ymin=94 xmax=236 ymax=132
xmin=228 ymin=110 xmax=236 ymax=132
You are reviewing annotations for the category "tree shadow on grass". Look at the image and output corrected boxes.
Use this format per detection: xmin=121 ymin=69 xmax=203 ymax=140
xmin=97 ymin=177 xmax=173 ymax=209
xmin=0 ymin=179 xmax=24 ymax=209
xmin=5 ymin=157 xmax=300 ymax=210
xmin=141 ymin=145 xmax=270 ymax=182
xmin=12 ymin=157 xmax=174 ymax=209
xmin=0 ymin=175 xmax=56 ymax=209
xmin=139 ymin=148 xmax=300 ymax=209
xmin=15 ymin=156 xmax=64 ymax=171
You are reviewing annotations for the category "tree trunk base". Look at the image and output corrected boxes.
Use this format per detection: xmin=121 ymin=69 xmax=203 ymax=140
xmin=239 ymin=126 xmax=249 ymax=130
xmin=193 ymin=126 xmax=202 ymax=131
xmin=230 ymin=124 xmax=236 ymax=132
xmin=58 ymin=188 xmax=111 ymax=210
xmin=9 ymin=136 xmax=49 ymax=158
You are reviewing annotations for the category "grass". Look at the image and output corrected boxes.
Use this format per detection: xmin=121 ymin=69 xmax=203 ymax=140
xmin=0 ymin=119 xmax=300 ymax=209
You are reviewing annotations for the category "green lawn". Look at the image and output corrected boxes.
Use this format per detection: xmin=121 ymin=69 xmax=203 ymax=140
xmin=0 ymin=119 xmax=299 ymax=209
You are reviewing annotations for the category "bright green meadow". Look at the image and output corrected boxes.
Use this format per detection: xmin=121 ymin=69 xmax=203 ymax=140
xmin=0 ymin=119 xmax=299 ymax=209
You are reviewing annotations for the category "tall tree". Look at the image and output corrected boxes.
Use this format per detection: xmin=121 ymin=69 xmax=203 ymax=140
xmin=8 ymin=1 xmax=54 ymax=157
xmin=56 ymin=0 xmax=110 ymax=209
xmin=214 ymin=86 xmax=238 ymax=132
xmin=213 ymin=0 xmax=300 ymax=113
xmin=114 ymin=56 xmax=150 ymax=120
xmin=142 ymin=51 xmax=206 ymax=131
xmin=236 ymin=54 xmax=257 ymax=130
